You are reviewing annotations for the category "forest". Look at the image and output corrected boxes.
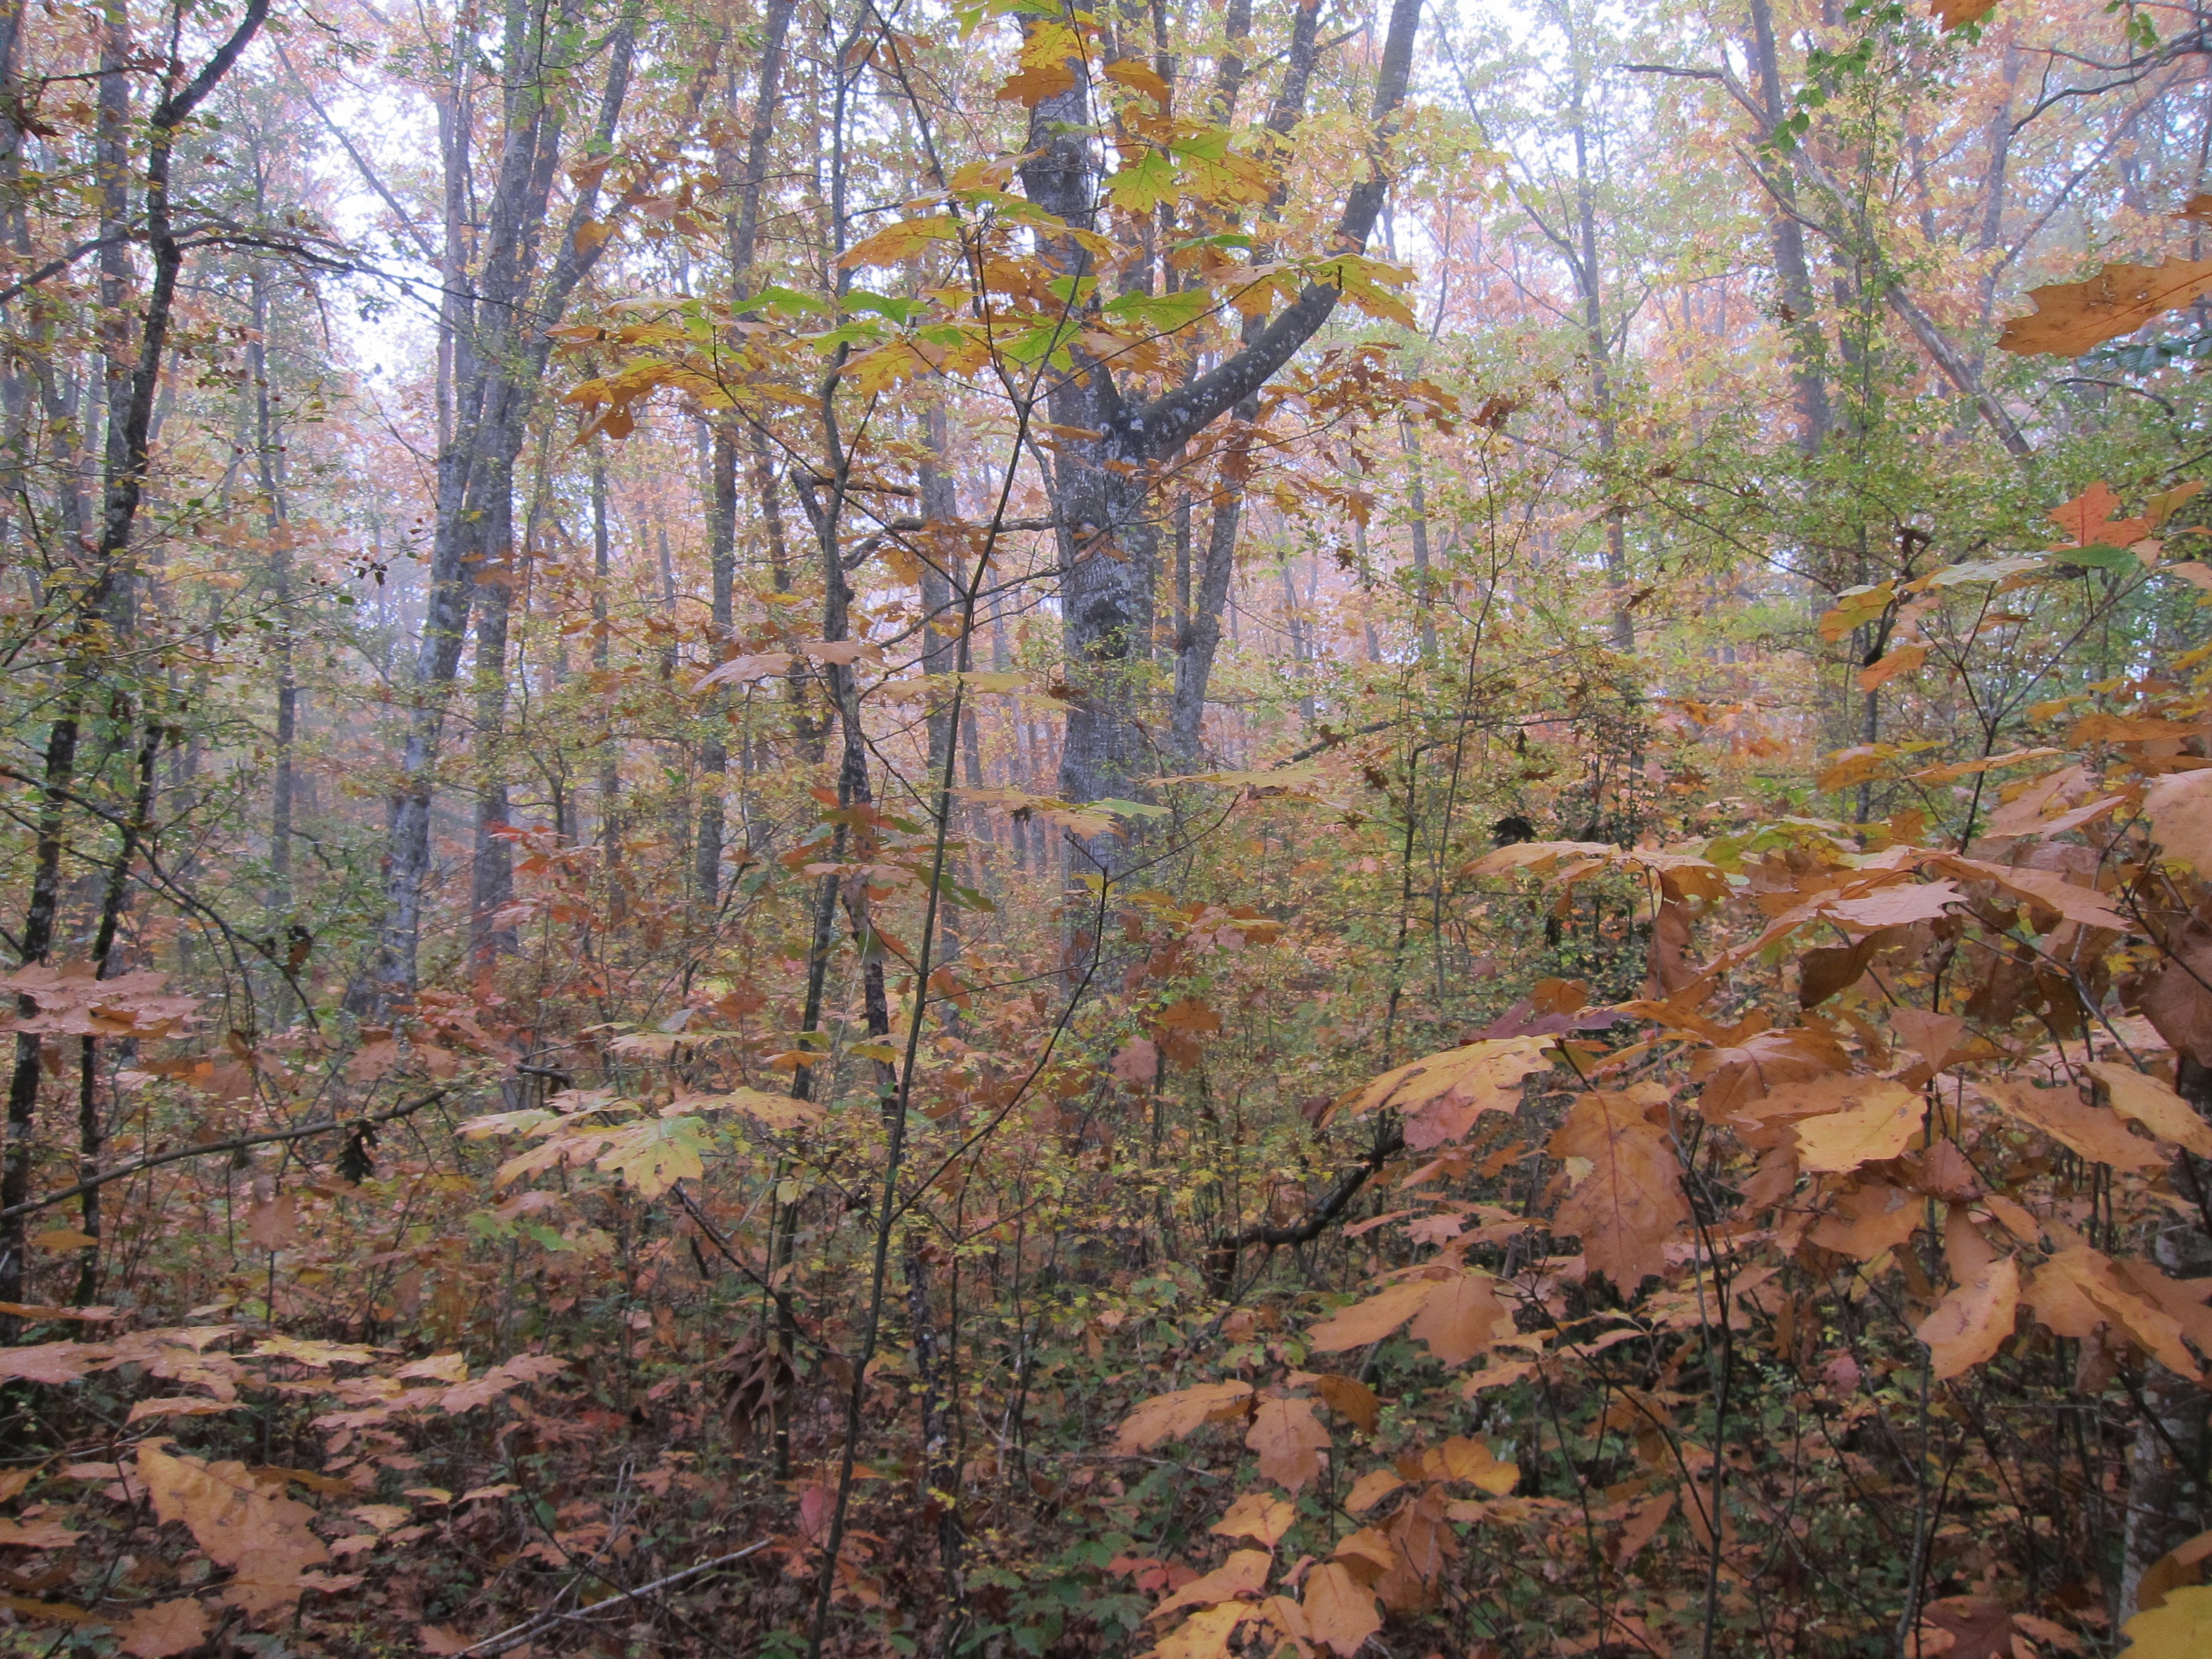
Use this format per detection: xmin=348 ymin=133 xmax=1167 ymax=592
xmin=1 ymin=0 xmax=2211 ymax=1652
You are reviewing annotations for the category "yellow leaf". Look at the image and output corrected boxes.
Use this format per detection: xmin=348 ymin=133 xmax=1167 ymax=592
xmin=1998 ymin=258 xmax=2212 ymax=357
xmin=1980 ymin=1079 xmax=2166 ymax=1171
xmin=1155 ymin=1602 xmax=1243 ymax=1659
xmin=2120 ymin=1583 xmax=2212 ymax=1657
xmin=1102 ymin=58 xmax=1170 ymax=104
xmin=1148 ymin=1549 xmax=1270 ymax=1622
xmin=837 ymin=215 xmax=959 ymax=270
xmin=30 ymin=1228 xmax=96 ymax=1251
xmin=1336 ymin=1035 xmax=1552 ymax=1148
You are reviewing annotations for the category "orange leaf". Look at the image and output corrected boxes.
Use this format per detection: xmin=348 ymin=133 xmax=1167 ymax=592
xmin=1300 ymin=1561 xmax=1382 ymax=1657
xmin=1245 ymin=1396 xmax=1330 ymax=1493
xmin=1914 ymin=1256 xmax=2020 ymax=1379
xmin=2084 ymin=1062 xmax=2212 ymax=1158
xmin=1857 ymin=643 xmax=1927 ymax=692
xmin=1309 ymin=1372 xmax=1381 ymax=1433
xmin=118 ymin=1600 xmax=211 ymax=1659
xmin=1404 ymin=1269 xmax=1507 ymax=1366
xmin=1932 ymin=0 xmax=2001 ymax=27
xmin=1305 ymin=1280 xmax=1432 ymax=1353
xmin=1997 ymin=257 xmax=2212 ymax=357
xmin=1148 ymin=1548 xmax=1270 ymax=1621
xmin=1337 ymin=1034 xmax=1552 ymax=1147
xmin=1790 ymin=1079 xmax=1923 ymax=1175
xmin=1210 ymin=1491 xmax=1296 ymax=1549
xmin=1980 ymin=1080 xmax=2167 ymax=1171
xmin=1113 ymin=1381 xmax=1253 ymax=1452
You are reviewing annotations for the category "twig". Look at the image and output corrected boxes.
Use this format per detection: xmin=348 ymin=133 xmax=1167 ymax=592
xmin=454 ymin=1540 xmax=771 ymax=1657
xmin=0 ymin=1089 xmax=449 ymax=1222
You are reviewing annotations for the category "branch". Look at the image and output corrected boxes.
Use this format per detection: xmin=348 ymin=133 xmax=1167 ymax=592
xmin=1134 ymin=0 xmax=1421 ymax=460
xmin=0 ymin=1088 xmax=451 ymax=1222
xmin=1215 ymin=1121 xmax=1404 ymax=1254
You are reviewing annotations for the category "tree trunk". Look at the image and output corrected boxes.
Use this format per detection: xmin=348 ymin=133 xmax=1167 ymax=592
xmin=1743 ymin=0 xmax=1832 ymax=454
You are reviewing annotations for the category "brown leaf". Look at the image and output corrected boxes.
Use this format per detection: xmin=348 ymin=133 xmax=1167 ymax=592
xmin=1809 ymin=1182 xmax=1926 ymax=1261
xmin=2147 ymin=770 xmax=2212 ymax=874
xmin=417 ymin=1625 xmax=474 ymax=1655
xmin=1309 ymin=1373 xmax=1380 ymax=1433
xmin=1245 ymin=1396 xmax=1329 ymax=1493
xmin=1915 ymin=1257 xmax=2020 ymax=1379
xmin=117 ymin=1598 xmax=211 ymax=1658
xmin=1931 ymin=0 xmax=2001 ymax=27
xmin=1300 ymin=1561 xmax=1382 ymax=1657
xmin=1997 ymin=257 xmax=2212 ymax=356
xmin=0 ymin=1519 xmax=81 ymax=1549
xmin=1109 ymin=1037 xmax=1159 ymax=1087
xmin=137 ymin=1442 xmax=328 ymax=1621
xmin=1612 ymin=1489 xmax=1675 ymax=1568
xmin=1404 ymin=1269 xmax=1507 ymax=1366
xmin=1550 ymin=1089 xmax=1691 ymax=1287
xmin=1305 ymin=1280 xmax=1432 ymax=1353
xmin=1891 ymin=1009 xmax=1965 ymax=1071
xmin=1113 ymin=1381 xmax=1253 ymax=1452
xmin=1917 ymin=1596 xmax=2016 ymax=1659
xmin=2140 ymin=919 xmax=2212 ymax=1065
xmin=2026 ymin=1246 xmax=2200 ymax=1375
xmin=1648 ymin=896 xmax=1696 ymax=996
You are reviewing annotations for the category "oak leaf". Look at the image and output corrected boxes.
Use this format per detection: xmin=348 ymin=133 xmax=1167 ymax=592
xmin=1114 ymin=1381 xmax=1253 ymax=1452
xmin=1997 ymin=257 xmax=2212 ymax=356
xmin=1809 ymin=1182 xmax=1925 ymax=1259
xmin=2139 ymin=919 xmax=2212 ymax=1065
xmin=2146 ymin=770 xmax=2212 ymax=874
xmin=2027 ymin=1246 xmax=2201 ymax=1375
xmin=1337 ymin=1035 xmax=1552 ymax=1148
xmin=1304 ymin=1280 xmax=1431 ymax=1353
xmin=1246 ymin=1396 xmax=1329 ymax=1493
xmin=1915 ymin=1256 xmax=2020 ymax=1379
xmin=1309 ymin=1372 xmax=1381 ymax=1433
xmin=1404 ymin=1269 xmax=1507 ymax=1365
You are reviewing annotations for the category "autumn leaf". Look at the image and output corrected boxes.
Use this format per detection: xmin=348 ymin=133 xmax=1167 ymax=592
xmin=2048 ymin=481 xmax=2150 ymax=551
xmin=1148 ymin=1548 xmax=1270 ymax=1621
xmin=1101 ymin=56 xmax=1170 ymax=104
xmin=1549 ymin=1088 xmax=1691 ymax=1286
xmin=1404 ymin=1268 xmax=1507 ymax=1365
xmin=1301 ymin=1561 xmax=1382 ymax=1656
xmin=1210 ymin=1491 xmax=1295 ymax=1548
xmin=2119 ymin=1583 xmax=2212 ymax=1658
xmin=1998 ymin=257 xmax=2212 ymax=356
xmin=1980 ymin=1079 xmax=2167 ymax=1171
xmin=1245 ymin=1396 xmax=1330 ymax=1492
xmin=1789 ymin=1079 xmax=1924 ymax=1174
xmin=1336 ymin=1034 xmax=1552 ymax=1148
xmin=1931 ymin=0 xmax=2002 ymax=28
xmin=2027 ymin=1246 xmax=2201 ymax=1375
xmin=2145 ymin=771 xmax=2212 ymax=874
xmin=1154 ymin=1603 xmax=1242 ymax=1659
xmin=1113 ymin=1381 xmax=1253 ymax=1452
xmin=1857 ymin=643 xmax=1927 ymax=692
xmin=1308 ymin=1372 xmax=1381 ymax=1433
xmin=837 ymin=215 xmax=959 ymax=270
xmin=116 ymin=1599 xmax=210 ymax=1659
xmin=1915 ymin=1257 xmax=2020 ymax=1379
xmin=2083 ymin=1062 xmax=2212 ymax=1157
xmin=137 ymin=1441 xmax=328 ymax=1620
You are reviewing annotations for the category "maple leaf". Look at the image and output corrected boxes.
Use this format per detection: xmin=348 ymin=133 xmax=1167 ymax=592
xmin=1548 ymin=1088 xmax=1691 ymax=1287
xmin=1915 ymin=1257 xmax=2020 ymax=1380
xmin=1210 ymin=1491 xmax=1295 ymax=1548
xmin=1300 ymin=1560 xmax=1382 ymax=1657
xmin=1245 ymin=1396 xmax=1330 ymax=1492
xmin=2048 ymin=481 xmax=2151 ymax=551
xmin=1997 ymin=257 xmax=2212 ymax=356
xmin=1335 ymin=1034 xmax=1552 ymax=1148
xmin=837 ymin=215 xmax=959 ymax=270
xmin=1113 ymin=1381 xmax=1253 ymax=1452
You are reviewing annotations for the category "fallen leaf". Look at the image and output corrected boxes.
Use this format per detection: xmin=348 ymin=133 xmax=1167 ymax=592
xmin=0 ymin=1519 xmax=81 ymax=1548
xmin=417 ymin=1626 xmax=474 ymax=1655
xmin=117 ymin=1598 xmax=211 ymax=1658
